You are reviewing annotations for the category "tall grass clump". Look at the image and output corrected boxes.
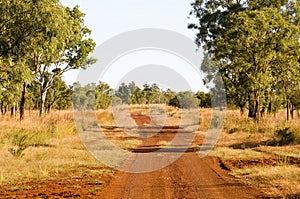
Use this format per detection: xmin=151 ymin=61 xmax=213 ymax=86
xmin=225 ymin=110 xmax=300 ymax=137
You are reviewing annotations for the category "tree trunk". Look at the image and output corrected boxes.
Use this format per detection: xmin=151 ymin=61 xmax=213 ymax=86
xmin=46 ymin=105 xmax=51 ymax=114
xmin=290 ymin=103 xmax=294 ymax=120
xmin=254 ymin=94 xmax=260 ymax=122
xmin=1 ymin=103 xmax=7 ymax=116
xmin=260 ymin=107 xmax=265 ymax=118
xmin=285 ymin=86 xmax=289 ymax=121
xmin=20 ymin=82 xmax=27 ymax=120
xmin=39 ymin=90 xmax=47 ymax=117
xmin=1 ymin=101 xmax=4 ymax=115
xmin=240 ymin=106 xmax=245 ymax=116
xmin=286 ymin=100 xmax=290 ymax=121
xmin=10 ymin=103 xmax=16 ymax=117
xmin=248 ymin=94 xmax=255 ymax=118
xmin=268 ymin=95 xmax=272 ymax=114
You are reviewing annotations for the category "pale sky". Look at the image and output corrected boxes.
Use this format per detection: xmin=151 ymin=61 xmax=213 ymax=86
xmin=60 ymin=0 xmax=206 ymax=92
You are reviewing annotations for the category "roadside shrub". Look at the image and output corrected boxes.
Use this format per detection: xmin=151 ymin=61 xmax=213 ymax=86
xmin=274 ymin=127 xmax=295 ymax=146
xmin=8 ymin=129 xmax=31 ymax=158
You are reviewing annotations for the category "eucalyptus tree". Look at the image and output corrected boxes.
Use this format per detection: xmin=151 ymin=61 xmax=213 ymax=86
xmin=95 ymin=81 xmax=112 ymax=109
xmin=44 ymin=77 xmax=72 ymax=112
xmin=195 ymin=91 xmax=211 ymax=108
xmin=128 ymin=82 xmax=144 ymax=104
xmin=149 ymin=83 xmax=164 ymax=104
xmin=190 ymin=0 xmax=299 ymax=120
xmin=115 ymin=83 xmax=130 ymax=104
xmin=141 ymin=83 xmax=165 ymax=104
xmin=0 ymin=0 xmax=96 ymax=118
xmin=0 ymin=59 xmax=23 ymax=116
xmin=72 ymin=82 xmax=96 ymax=110
xmin=214 ymin=8 xmax=289 ymax=120
xmin=34 ymin=5 xmax=96 ymax=116
xmin=269 ymin=1 xmax=300 ymax=120
xmin=168 ymin=91 xmax=200 ymax=109
xmin=0 ymin=0 xmax=37 ymax=119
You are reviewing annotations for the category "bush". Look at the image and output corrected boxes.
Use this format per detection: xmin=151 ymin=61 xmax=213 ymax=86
xmin=274 ymin=127 xmax=295 ymax=146
xmin=8 ymin=130 xmax=31 ymax=158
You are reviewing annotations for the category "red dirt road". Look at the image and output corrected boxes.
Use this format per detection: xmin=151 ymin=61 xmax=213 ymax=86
xmin=99 ymin=154 xmax=263 ymax=199
xmin=98 ymin=112 xmax=264 ymax=199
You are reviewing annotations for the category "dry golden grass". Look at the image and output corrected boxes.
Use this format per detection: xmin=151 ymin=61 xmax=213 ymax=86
xmin=211 ymin=109 xmax=300 ymax=197
xmin=96 ymin=110 xmax=115 ymax=126
xmin=0 ymin=138 xmax=102 ymax=184
xmin=256 ymin=145 xmax=300 ymax=159
xmin=198 ymin=108 xmax=213 ymax=132
xmin=209 ymin=147 xmax=271 ymax=160
xmin=224 ymin=109 xmax=300 ymax=137
xmin=0 ymin=111 xmax=106 ymax=185
xmin=232 ymin=166 xmax=300 ymax=196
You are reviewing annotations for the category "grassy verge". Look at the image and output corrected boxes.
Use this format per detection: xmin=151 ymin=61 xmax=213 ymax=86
xmin=0 ymin=111 xmax=109 ymax=185
xmin=207 ymin=109 xmax=300 ymax=198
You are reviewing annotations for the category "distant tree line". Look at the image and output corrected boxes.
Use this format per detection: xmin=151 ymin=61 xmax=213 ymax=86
xmin=2 ymin=76 xmax=298 ymax=117
xmin=72 ymin=81 xmax=211 ymax=110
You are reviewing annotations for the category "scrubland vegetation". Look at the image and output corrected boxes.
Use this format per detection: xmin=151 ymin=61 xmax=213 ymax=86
xmin=0 ymin=106 xmax=299 ymax=198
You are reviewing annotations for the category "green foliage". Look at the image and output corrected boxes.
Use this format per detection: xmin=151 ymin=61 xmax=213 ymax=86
xmin=72 ymin=82 xmax=96 ymax=110
xmin=73 ymin=81 xmax=206 ymax=110
xmin=115 ymin=82 xmax=168 ymax=105
xmin=72 ymin=81 xmax=114 ymax=110
xmin=168 ymin=95 xmax=180 ymax=108
xmin=24 ymin=76 xmax=72 ymax=112
xmin=190 ymin=0 xmax=300 ymax=120
xmin=34 ymin=4 xmax=96 ymax=115
xmin=143 ymin=83 xmax=166 ymax=104
xmin=45 ymin=76 xmax=72 ymax=111
xmin=195 ymin=91 xmax=211 ymax=108
xmin=112 ymin=96 xmax=122 ymax=106
xmin=115 ymin=83 xmax=130 ymax=104
xmin=0 ymin=0 xmax=96 ymax=117
xmin=168 ymin=91 xmax=200 ymax=109
xmin=95 ymin=81 xmax=113 ymax=109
